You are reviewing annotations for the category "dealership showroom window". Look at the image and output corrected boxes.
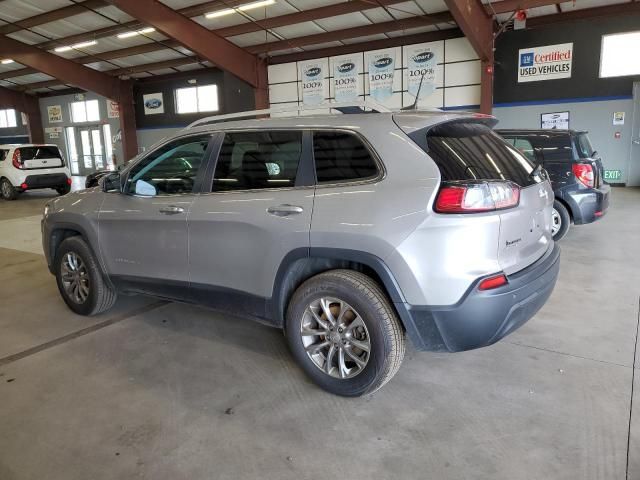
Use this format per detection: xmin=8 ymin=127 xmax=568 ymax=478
xmin=0 ymin=1 xmax=639 ymax=479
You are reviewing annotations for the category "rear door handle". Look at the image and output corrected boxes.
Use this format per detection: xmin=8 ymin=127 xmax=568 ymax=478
xmin=159 ymin=205 xmax=185 ymax=215
xmin=267 ymin=204 xmax=304 ymax=216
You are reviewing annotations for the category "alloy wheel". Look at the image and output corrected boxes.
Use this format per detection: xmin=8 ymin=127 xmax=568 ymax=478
xmin=1 ymin=181 xmax=11 ymax=198
xmin=551 ymin=208 xmax=561 ymax=237
xmin=300 ymin=297 xmax=371 ymax=379
xmin=61 ymin=252 xmax=90 ymax=304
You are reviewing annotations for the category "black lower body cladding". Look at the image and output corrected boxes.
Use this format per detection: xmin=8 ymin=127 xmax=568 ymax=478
xmin=396 ymin=244 xmax=561 ymax=352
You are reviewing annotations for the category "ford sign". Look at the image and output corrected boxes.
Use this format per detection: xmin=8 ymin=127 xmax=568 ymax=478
xmin=144 ymin=98 xmax=162 ymax=109
xmin=305 ymin=67 xmax=321 ymax=77
xmin=412 ymin=51 xmax=434 ymax=63
xmin=338 ymin=62 xmax=355 ymax=73
xmin=374 ymin=57 xmax=393 ymax=68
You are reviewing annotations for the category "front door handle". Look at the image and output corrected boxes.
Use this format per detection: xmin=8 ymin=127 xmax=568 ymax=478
xmin=267 ymin=204 xmax=304 ymax=217
xmin=159 ymin=205 xmax=185 ymax=215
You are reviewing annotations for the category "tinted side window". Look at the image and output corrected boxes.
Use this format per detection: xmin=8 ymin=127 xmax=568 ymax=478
xmin=313 ymin=131 xmax=378 ymax=184
xmin=513 ymin=138 xmax=538 ymax=164
xmin=126 ymin=134 xmax=210 ymax=196
xmin=212 ymin=131 xmax=302 ymax=192
xmin=426 ymin=123 xmax=536 ymax=186
xmin=0 ymin=149 xmax=8 ymax=161
xmin=575 ymin=133 xmax=594 ymax=158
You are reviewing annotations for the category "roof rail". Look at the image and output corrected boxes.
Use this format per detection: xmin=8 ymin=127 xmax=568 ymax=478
xmin=183 ymin=100 xmax=392 ymax=129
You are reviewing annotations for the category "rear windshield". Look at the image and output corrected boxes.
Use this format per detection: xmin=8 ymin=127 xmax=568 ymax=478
xmin=575 ymin=133 xmax=595 ymax=158
xmin=423 ymin=123 xmax=537 ymax=187
xmin=508 ymin=133 xmax=572 ymax=161
xmin=17 ymin=146 xmax=62 ymax=160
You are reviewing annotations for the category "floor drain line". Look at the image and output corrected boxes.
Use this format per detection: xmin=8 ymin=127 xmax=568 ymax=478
xmin=0 ymin=300 xmax=167 ymax=367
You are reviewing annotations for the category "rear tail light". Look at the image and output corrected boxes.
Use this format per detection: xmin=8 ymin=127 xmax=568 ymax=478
xmin=572 ymin=163 xmax=594 ymax=188
xmin=478 ymin=274 xmax=508 ymax=291
xmin=435 ymin=181 xmax=520 ymax=213
xmin=66 ymin=177 xmax=72 ymax=185
xmin=20 ymin=182 xmax=28 ymax=190
xmin=12 ymin=149 xmax=23 ymax=169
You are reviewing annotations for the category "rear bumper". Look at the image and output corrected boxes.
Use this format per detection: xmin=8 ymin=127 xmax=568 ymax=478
xmin=395 ymin=244 xmax=560 ymax=352
xmin=563 ymin=184 xmax=610 ymax=225
xmin=20 ymin=173 xmax=69 ymax=190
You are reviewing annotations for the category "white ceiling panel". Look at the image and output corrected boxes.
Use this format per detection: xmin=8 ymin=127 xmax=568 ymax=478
xmin=271 ymin=21 xmax=326 ymax=39
xmin=6 ymin=30 xmax=47 ymax=45
xmin=160 ymin=0 xmax=208 ymax=8
xmin=148 ymin=68 xmax=180 ymax=75
xmin=107 ymin=50 xmax=186 ymax=68
xmin=558 ymin=0 xmax=628 ymax=11
xmin=0 ymin=0 xmax=71 ymax=22
xmin=29 ymin=12 xmax=115 ymax=39
xmin=313 ymin=12 xmax=372 ymax=31
xmin=267 ymin=47 xmax=304 ymax=57
xmin=130 ymin=72 xmax=153 ymax=79
xmin=385 ymin=1 xmax=427 ymax=18
xmin=85 ymin=61 xmax=113 ymax=72
xmin=413 ymin=0 xmax=448 ymax=14
xmin=175 ymin=63 xmax=205 ymax=72
xmin=193 ymin=13 xmax=251 ymax=29
xmin=300 ymin=41 xmax=344 ymax=51
xmin=0 ymin=62 xmax=26 ymax=73
xmin=10 ymin=73 xmax=55 ymax=84
xmin=94 ymin=5 xmax=135 ymax=23
xmin=243 ymin=2 xmax=299 ymax=20
xmin=228 ymin=31 xmax=281 ymax=47
xmin=284 ymin=0 xmax=346 ymax=10
xmin=360 ymin=7 xmax=396 ymax=24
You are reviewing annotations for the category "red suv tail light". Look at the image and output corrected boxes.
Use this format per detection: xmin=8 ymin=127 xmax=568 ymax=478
xmin=478 ymin=273 xmax=508 ymax=291
xmin=435 ymin=181 xmax=520 ymax=213
xmin=572 ymin=163 xmax=594 ymax=188
xmin=12 ymin=149 xmax=23 ymax=169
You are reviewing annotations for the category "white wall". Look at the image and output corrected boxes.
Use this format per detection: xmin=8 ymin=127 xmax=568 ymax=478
xmin=267 ymin=37 xmax=480 ymax=114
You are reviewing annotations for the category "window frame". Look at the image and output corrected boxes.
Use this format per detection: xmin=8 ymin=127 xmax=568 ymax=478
xmin=203 ymin=128 xmax=315 ymax=194
xmin=70 ymin=99 xmax=100 ymax=123
xmin=120 ymin=132 xmax=216 ymax=197
xmin=175 ymin=84 xmax=220 ymax=115
xmin=0 ymin=109 xmax=17 ymax=129
xmin=311 ymin=129 xmax=385 ymax=188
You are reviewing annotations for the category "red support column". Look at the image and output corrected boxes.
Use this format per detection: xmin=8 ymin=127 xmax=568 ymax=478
xmin=24 ymin=96 xmax=44 ymax=144
xmin=117 ymin=80 xmax=138 ymax=162
xmin=254 ymin=59 xmax=270 ymax=110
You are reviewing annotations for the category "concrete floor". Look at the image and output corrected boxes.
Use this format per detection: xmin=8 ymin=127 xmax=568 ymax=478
xmin=0 ymin=186 xmax=638 ymax=480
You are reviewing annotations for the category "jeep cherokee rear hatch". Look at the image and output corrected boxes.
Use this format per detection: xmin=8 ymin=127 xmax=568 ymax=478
xmin=12 ymin=145 xmax=64 ymax=170
xmin=395 ymin=115 xmax=554 ymax=276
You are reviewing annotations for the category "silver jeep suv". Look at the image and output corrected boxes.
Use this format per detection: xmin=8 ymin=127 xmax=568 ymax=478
xmin=42 ymin=104 xmax=560 ymax=396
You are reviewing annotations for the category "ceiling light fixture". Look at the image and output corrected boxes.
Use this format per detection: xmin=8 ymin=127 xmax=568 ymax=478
xmin=54 ymin=40 xmax=98 ymax=53
xmin=117 ymin=27 xmax=156 ymax=39
xmin=1 ymin=59 xmax=14 ymax=64
xmin=205 ymin=0 xmax=276 ymax=19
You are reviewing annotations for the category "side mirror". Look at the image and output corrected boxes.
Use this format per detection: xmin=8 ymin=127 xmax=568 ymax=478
xmin=101 ymin=172 xmax=121 ymax=193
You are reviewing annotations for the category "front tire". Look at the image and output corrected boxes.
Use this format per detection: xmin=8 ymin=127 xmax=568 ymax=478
xmin=286 ymin=270 xmax=405 ymax=397
xmin=551 ymin=200 xmax=570 ymax=241
xmin=54 ymin=236 xmax=117 ymax=316
xmin=1 ymin=178 xmax=17 ymax=200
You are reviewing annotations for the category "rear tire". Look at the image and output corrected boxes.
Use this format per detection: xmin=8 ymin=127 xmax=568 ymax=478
xmin=54 ymin=236 xmax=117 ymax=316
xmin=56 ymin=184 xmax=71 ymax=196
xmin=1 ymin=178 xmax=17 ymax=200
xmin=286 ymin=270 xmax=405 ymax=397
xmin=551 ymin=200 xmax=570 ymax=241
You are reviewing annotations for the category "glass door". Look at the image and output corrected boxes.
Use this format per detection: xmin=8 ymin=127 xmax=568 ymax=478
xmin=78 ymin=127 xmax=105 ymax=175
xmin=65 ymin=127 xmax=80 ymax=175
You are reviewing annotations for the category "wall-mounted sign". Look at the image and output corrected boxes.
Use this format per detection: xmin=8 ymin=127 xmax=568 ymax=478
xmin=45 ymin=126 xmax=62 ymax=139
xmin=604 ymin=170 xmax=622 ymax=181
xmin=143 ymin=93 xmax=164 ymax=115
xmin=406 ymin=44 xmax=437 ymax=99
xmin=541 ymin=111 xmax=570 ymax=129
xmin=368 ymin=50 xmax=395 ymax=102
xmin=332 ymin=55 xmax=359 ymax=103
xmin=107 ymin=100 xmax=119 ymax=118
xmin=613 ymin=111 xmax=625 ymax=125
xmin=300 ymin=60 xmax=325 ymax=105
xmin=518 ymin=43 xmax=573 ymax=83
xmin=47 ymin=105 xmax=63 ymax=123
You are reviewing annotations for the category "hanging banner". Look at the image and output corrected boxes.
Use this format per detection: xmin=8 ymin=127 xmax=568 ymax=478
xmin=368 ymin=51 xmax=395 ymax=102
xmin=333 ymin=55 xmax=359 ymax=103
xmin=47 ymin=105 xmax=63 ymax=123
xmin=106 ymin=100 xmax=119 ymax=118
xmin=300 ymin=60 xmax=325 ymax=105
xmin=406 ymin=45 xmax=437 ymax=99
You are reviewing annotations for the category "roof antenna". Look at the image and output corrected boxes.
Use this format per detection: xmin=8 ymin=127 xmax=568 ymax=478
xmin=402 ymin=72 xmax=425 ymax=111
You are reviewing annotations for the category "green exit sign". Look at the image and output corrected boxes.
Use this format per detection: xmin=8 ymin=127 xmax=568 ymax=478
xmin=604 ymin=170 xmax=623 ymax=181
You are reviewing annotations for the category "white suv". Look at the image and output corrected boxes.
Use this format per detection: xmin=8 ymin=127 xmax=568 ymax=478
xmin=0 ymin=144 xmax=72 ymax=200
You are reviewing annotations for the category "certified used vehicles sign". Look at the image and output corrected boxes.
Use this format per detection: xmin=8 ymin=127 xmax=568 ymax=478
xmin=518 ymin=43 xmax=573 ymax=83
